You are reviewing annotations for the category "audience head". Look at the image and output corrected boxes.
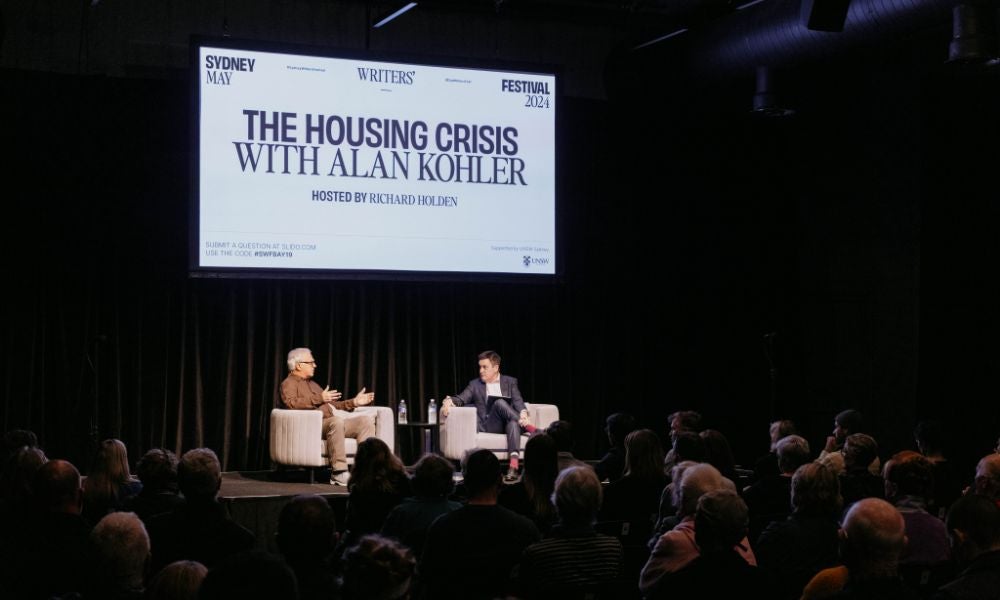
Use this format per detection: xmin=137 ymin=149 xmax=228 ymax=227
xmin=90 ymin=511 xmax=150 ymax=592
xmin=769 ymin=420 xmax=797 ymax=451
xmin=178 ymin=448 xmax=221 ymax=502
xmin=33 ymin=458 xmax=81 ymax=514
xmin=974 ymin=453 xmax=1000 ymax=502
xmin=522 ymin=433 xmax=558 ymax=520
xmin=843 ymin=433 xmax=878 ymax=471
xmin=2 ymin=429 xmax=38 ymax=457
xmin=833 ymin=409 xmax=865 ymax=444
xmin=605 ymin=412 xmax=637 ymax=448
xmin=411 ymin=453 xmax=455 ymax=499
xmin=700 ymin=429 xmax=736 ymax=477
xmin=623 ymin=429 xmax=666 ymax=480
xmin=671 ymin=431 xmax=707 ymax=464
xmin=146 ymin=560 xmax=206 ymax=600
xmin=776 ymin=435 xmax=811 ymax=474
xmin=340 ymin=534 xmax=416 ymax=600
xmin=694 ymin=490 xmax=749 ymax=554
xmin=350 ymin=437 xmax=405 ymax=494
xmin=676 ymin=462 xmax=732 ymax=518
xmin=277 ymin=494 xmax=337 ymax=561
xmin=840 ymin=498 xmax=906 ymax=578
xmin=913 ymin=420 xmax=948 ymax=457
xmin=791 ymin=462 xmax=842 ymax=518
xmin=552 ymin=466 xmax=603 ymax=527
xmin=136 ymin=448 xmax=179 ymax=493
xmin=462 ymin=448 xmax=502 ymax=499
xmin=668 ymin=410 xmax=702 ymax=441
xmin=546 ymin=420 xmax=575 ymax=453
xmin=946 ymin=493 xmax=1000 ymax=564
xmin=883 ymin=450 xmax=934 ymax=502
xmin=199 ymin=551 xmax=298 ymax=600
xmin=3 ymin=445 xmax=47 ymax=504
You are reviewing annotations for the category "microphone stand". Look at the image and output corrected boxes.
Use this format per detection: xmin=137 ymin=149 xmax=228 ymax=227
xmin=763 ymin=332 xmax=777 ymax=418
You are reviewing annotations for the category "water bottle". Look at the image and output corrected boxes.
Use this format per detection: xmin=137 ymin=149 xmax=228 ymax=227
xmin=398 ymin=399 xmax=408 ymax=424
xmin=428 ymin=398 xmax=437 ymax=424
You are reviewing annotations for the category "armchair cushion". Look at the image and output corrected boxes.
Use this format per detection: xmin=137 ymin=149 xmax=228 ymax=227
xmin=439 ymin=402 xmax=559 ymax=461
xmin=270 ymin=406 xmax=394 ymax=467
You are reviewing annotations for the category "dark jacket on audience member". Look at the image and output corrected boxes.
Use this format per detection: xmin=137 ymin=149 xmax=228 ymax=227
xmin=754 ymin=513 xmax=841 ymax=600
xmin=380 ymin=495 xmax=462 ymax=558
xmin=344 ymin=471 xmax=412 ymax=545
xmin=932 ymin=550 xmax=1000 ymax=600
xmin=594 ymin=447 xmax=627 ymax=483
xmin=146 ymin=500 xmax=255 ymax=575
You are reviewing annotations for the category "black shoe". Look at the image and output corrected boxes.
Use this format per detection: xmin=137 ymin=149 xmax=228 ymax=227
xmin=504 ymin=466 xmax=519 ymax=483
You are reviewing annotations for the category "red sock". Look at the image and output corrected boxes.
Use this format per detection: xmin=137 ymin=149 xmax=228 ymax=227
xmin=510 ymin=455 xmax=519 ymax=470
xmin=523 ymin=424 xmax=537 ymax=433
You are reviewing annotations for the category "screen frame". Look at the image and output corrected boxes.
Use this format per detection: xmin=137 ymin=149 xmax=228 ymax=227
xmin=188 ymin=35 xmax=563 ymax=283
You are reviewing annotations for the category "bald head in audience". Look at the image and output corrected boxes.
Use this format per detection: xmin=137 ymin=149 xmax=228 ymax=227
xmin=841 ymin=498 xmax=906 ymax=579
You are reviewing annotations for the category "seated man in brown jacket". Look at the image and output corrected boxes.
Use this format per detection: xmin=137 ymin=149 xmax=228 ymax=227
xmin=281 ymin=347 xmax=375 ymax=486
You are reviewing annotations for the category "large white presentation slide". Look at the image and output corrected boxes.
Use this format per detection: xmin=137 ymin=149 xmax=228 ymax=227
xmin=194 ymin=41 xmax=557 ymax=276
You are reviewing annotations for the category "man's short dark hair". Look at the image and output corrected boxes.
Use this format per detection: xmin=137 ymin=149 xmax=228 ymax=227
xmin=477 ymin=350 xmax=501 ymax=366
xmin=947 ymin=493 xmax=1000 ymax=549
xmin=913 ymin=420 xmax=947 ymax=453
xmin=462 ymin=449 xmax=501 ymax=497
xmin=278 ymin=494 xmax=337 ymax=559
xmin=341 ymin=535 xmax=416 ymax=600
xmin=835 ymin=409 xmax=865 ymax=433
xmin=33 ymin=458 xmax=78 ymax=511
xmin=546 ymin=420 xmax=574 ymax=452
xmin=605 ymin=413 xmax=637 ymax=447
xmin=672 ymin=431 xmax=707 ymax=463
xmin=885 ymin=451 xmax=934 ymax=498
xmin=136 ymin=448 xmax=178 ymax=493
xmin=669 ymin=411 xmax=702 ymax=432
xmin=791 ymin=462 xmax=842 ymax=517
xmin=411 ymin=453 xmax=455 ymax=498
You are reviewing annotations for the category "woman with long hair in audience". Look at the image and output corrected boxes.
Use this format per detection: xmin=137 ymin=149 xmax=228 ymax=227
xmin=599 ymin=429 xmax=668 ymax=529
xmin=499 ymin=432 xmax=559 ymax=533
xmin=343 ymin=437 xmax=411 ymax=546
xmin=82 ymin=438 xmax=142 ymax=524
xmin=700 ymin=429 xmax=739 ymax=484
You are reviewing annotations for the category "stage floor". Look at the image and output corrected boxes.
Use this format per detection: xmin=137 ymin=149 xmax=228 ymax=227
xmin=220 ymin=470 xmax=347 ymax=500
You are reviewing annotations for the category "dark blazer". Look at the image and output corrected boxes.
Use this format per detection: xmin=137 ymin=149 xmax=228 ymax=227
xmin=451 ymin=374 xmax=526 ymax=430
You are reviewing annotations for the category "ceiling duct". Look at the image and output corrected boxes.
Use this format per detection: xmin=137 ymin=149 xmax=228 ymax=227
xmin=679 ymin=0 xmax=960 ymax=78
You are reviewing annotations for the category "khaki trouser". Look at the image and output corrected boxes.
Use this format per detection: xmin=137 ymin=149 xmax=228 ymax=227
xmin=322 ymin=411 xmax=376 ymax=471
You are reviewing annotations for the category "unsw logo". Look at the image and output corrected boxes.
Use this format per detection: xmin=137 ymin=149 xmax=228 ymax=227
xmin=522 ymin=256 xmax=550 ymax=268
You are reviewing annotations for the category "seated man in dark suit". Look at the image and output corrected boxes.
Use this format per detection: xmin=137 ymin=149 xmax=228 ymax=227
xmin=442 ymin=350 xmax=536 ymax=481
xmin=934 ymin=493 xmax=1000 ymax=600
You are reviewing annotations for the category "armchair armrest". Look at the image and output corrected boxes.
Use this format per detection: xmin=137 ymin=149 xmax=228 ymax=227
xmin=439 ymin=406 xmax=478 ymax=461
xmin=357 ymin=406 xmax=394 ymax=450
xmin=526 ymin=403 xmax=560 ymax=430
xmin=270 ymin=408 xmax=326 ymax=467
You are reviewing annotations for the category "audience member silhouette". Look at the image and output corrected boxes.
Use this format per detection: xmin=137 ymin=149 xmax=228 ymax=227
xmin=547 ymin=420 xmax=591 ymax=472
xmin=752 ymin=419 xmax=798 ymax=482
xmin=914 ymin=420 xmax=963 ymax=518
xmin=145 ymin=560 xmax=206 ymax=600
xmin=664 ymin=410 xmax=702 ymax=472
xmin=421 ymin=448 xmax=540 ymax=599
xmin=801 ymin=498 xmax=915 ymax=600
xmin=499 ymin=432 xmax=559 ymax=533
xmin=87 ymin=511 xmax=150 ymax=599
xmin=819 ymin=409 xmax=880 ymax=476
xmin=700 ymin=429 xmax=739 ymax=483
xmin=343 ymin=437 xmax=411 ymax=546
xmin=340 ymin=534 xmax=416 ymax=600
xmin=884 ymin=451 xmax=950 ymax=567
xmin=199 ymin=550 xmax=298 ymax=600
xmin=600 ymin=429 xmax=668 ymax=529
xmin=123 ymin=447 xmax=183 ymax=523
xmin=973 ymin=454 xmax=1000 ymax=506
xmin=744 ymin=434 xmax=811 ymax=541
xmin=513 ymin=466 xmax=624 ymax=599
xmin=595 ymin=412 xmax=636 ymax=483
xmin=381 ymin=452 xmax=461 ymax=558
xmin=839 ymin=433 xmax=885 ymax=508
xmin=82 ymin=438 xmax=143 ymax=525
xmin=640 ymin=463 xmax=753 ymax=596
xmin=649 ymin=491 xmax=766 ymax=598
xmin=933 ymin=493 xmax=1000 ymax=600
xmin=755 ymin=462 xmax=843 ymax=600
xmin=145 ymin=448 xmax=254 ymax=574
xmin=277 ymin=494 xmax=340 ymax=600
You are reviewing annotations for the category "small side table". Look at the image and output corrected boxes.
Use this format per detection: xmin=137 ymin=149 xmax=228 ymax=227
xmin=395 ymin=421 xmax=440 ymax=465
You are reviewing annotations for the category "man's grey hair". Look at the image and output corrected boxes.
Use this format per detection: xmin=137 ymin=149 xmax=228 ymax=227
xmin=178 ymin=448 xmax=222 ymax=500
xmin=677 ymin=463 xmax=731 ymax=517
xmin=287 ymin=347 xmax=312 ymax=372
xmin=91 ymin=511 xmax=150 ymax=589
xmin=776 ymin=435 xmax=811 ymax=473
xmin=552 ymin=466 xmax=603 ymax=525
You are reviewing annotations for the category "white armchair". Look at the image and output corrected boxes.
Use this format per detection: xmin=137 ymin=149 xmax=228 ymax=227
xmin=438 ymin=402 xmax=559 ymax=461
xmin=269 ymin=406 xmax=395 ymax=473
